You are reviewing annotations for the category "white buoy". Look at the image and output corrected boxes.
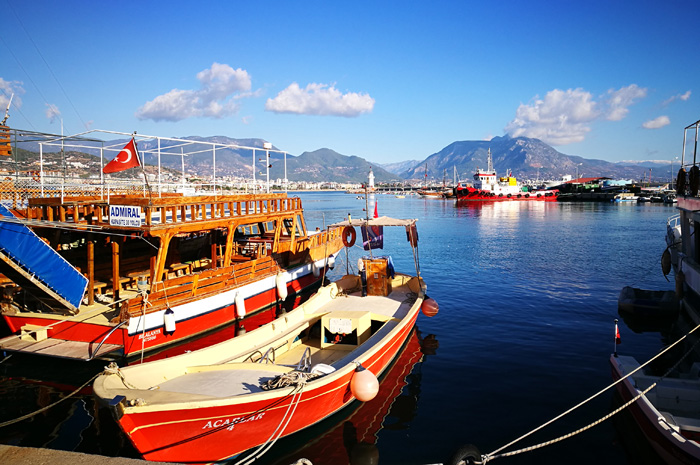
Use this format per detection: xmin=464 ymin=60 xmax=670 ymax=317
xmin=163 ymin=307 xmax=176 ymax=333
xmin=235 ymin=292 xmax=246 ymax=318
xmin=350 ymin=363 xmax=379 ymax=401
xmin=276 ymin=273 xmax=288 ymax=300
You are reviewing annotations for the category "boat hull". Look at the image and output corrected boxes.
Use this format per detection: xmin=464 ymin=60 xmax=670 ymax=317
xmin=104 ymin=281 xmax=422 ymax=462
xmin=610 ymin=355 xmax=700 ymax=465
xmin=2 ymin=260 xmax=329 ymax=359
xmin=455 ymin=187 xmax=558 ymax=202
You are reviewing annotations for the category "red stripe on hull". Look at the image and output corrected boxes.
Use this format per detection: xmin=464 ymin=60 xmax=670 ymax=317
xmin=119 ymin=310 xmax=419 ymax=462
xmin=2 ymin=270 xmax=323 ymax=359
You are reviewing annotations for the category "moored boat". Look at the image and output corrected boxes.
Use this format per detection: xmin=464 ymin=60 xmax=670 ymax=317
xmin=0 ymin=125 xmax=343 ymax=361
xmin=454 ymin=149 xmax=558 ymax=202
xmin=610 ymin=354 xmax=700 ymax=464
xmin=93 ymin=216 xmax=432 ymax=463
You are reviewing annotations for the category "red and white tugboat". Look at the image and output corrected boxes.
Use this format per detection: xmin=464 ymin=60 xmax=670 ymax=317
xmin=454 ymin=149 xmax=558 ymax=202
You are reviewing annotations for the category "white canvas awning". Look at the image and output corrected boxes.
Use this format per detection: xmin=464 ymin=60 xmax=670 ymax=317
xmin=330 ymin=216 xmax=417 ymax=227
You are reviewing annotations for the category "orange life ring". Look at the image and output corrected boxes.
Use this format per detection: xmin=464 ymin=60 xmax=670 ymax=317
xmin=342 ymin=226 xmax=356 ymax=247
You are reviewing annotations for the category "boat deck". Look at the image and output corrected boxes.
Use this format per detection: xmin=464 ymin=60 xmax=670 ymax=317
xmin=129 ymin=281 xmax=417 ymax=402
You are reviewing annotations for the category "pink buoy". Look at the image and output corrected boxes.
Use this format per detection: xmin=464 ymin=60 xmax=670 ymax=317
xmin=421 ymin=297 xmax=439 ymax=317
xmin=350 ymin=364 xmax=379 ymax=402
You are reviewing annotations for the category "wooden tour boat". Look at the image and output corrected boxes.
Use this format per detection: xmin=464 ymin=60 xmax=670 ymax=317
xmin=0 ymin=124 xmax=343 ymax=361
xmin=93 ymin=216 xmax=435 ymax=463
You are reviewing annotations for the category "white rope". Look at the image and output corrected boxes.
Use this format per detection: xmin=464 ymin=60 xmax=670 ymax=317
xmin=0 ymin=372 xmax=99 ymax=428
xmin=481 ymin=321 xmax=700 ymax=462
xmin=233 ymin=380 xmax=307 ymax=465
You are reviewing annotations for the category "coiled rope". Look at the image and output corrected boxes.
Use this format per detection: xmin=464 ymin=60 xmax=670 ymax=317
xmin=475 ymin=321 xmax=700 ymax=464
xmin=0 ymin=372 xmax=100 ymax=428
xmin=232 ymin=374 xmax=309 ymax=465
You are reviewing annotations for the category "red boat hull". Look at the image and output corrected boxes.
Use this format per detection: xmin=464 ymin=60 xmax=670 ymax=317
xmin=118 ymin=306 xmax=419 ymax=463
xmin=2 ymin=265 xmax=325 ymax=359
xmin=455 ymin=186 xmax=558 ymax=202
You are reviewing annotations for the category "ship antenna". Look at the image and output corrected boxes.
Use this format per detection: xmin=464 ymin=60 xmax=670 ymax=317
xmin=1 ymin=93 xmax=13 ymax=126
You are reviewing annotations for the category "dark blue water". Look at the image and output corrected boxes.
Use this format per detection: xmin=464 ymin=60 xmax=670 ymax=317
xmin=0 ymin=192 xmax=676 ymax=464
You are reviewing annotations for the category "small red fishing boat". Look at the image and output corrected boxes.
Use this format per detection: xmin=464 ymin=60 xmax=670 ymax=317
xmin=93 ymin=216 xmax=434 ymax=463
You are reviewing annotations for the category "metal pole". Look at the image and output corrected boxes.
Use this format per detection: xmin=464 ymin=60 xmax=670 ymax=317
xmin=252 ymin=149 xmax=256 ymax=194
xmin=266 ymin=148 xmax=270 ymax=193
xmin=181 ymin=148 xmax=185 ymax=190
xmin=158 ymin=138 xmax=162 ymax=197
xmin=284 ymin=151 xmax=287 ymax=194
xmin=39 ymin=143 xmax=44 ymax=197
xmin=213 ymin=145 xmax=216 ymax=195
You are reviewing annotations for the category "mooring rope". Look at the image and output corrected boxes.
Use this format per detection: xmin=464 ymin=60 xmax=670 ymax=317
xmin=0 ymin=372 xmax=100 ymax=428
xmin=232 ymin=378 xmax=308 ymax=465
xmin=478 ymin=321 xmax=700 ymax=463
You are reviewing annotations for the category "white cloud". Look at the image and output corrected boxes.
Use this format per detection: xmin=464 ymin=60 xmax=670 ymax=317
xmin=265 ymin=83 xmax=375 ymax=117
xmin=504 ymin=88 xmax=598 ymax=145
xmin=642 ymin=115 xmax=670 ymax=129
xmin=45 ymin=103 xmax=61 ymax=123
xmin=505 ymin=84 xmax=647 ymax=145
xmin=0 ymin=78 xmax=24 ymax=113
xmin=663 ymin=90 xmax=691 ymax=106
xmin=604 ymin=84 xmax=647 ymax=121
xmin=136 ymin=63 xmax=252 ymax=122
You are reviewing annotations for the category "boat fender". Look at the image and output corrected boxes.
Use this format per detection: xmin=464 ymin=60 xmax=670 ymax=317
xmin=350 ymin=363 xmax=379 ymax=401
xmin=448 ymin=444 xmax=482 ymax=465
xmin=507 ymin=194 xmax=511 ymax=198
xmin=525 ymin=194 xmax=530 ymax=198
xmin=421 ymin=296 xmax=439 ymax=317
xmin=517 ymin=194 xmax=522 ymax=198
xmin=342 ymin=226 xmax=356 ymax=248
xmin=276 ymin=273 xmax=288 ymax=300
xmin=676 ymin=270 xmax=685 ymax=299
xmin=406 ymin=224 xmax=418 ymax=247
xmin=327 ymin=254 xmax=336 ymax=269
xmin=661 ymin=249 xmax=672 ymax=277
xmin=312 ymin=261 xmax=321 ymax=277
xmin=163 ymin=307 xmax=176 ymax=333
xmin=235 ymin=292 xmax=246 ymax=318
xmin=691 ymin=166 xmax=700 ymax=197
xmin=677 ymin=168 xmax=687 ymax=196
xmin=537 ymin=193 xmax=541 ymax=198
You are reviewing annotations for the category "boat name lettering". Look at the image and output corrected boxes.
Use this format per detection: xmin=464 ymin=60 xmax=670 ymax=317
xmin=137 ymin=329 xmax=161 ymax=341
xmin=109 ymin=205 xmax=142 ymax=227
xmin=202 ymin=412 xmax=265 ymax=431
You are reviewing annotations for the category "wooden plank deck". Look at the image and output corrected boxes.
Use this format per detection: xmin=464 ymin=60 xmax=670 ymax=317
xmin=0 ymin=335 xmax=122 ymax=360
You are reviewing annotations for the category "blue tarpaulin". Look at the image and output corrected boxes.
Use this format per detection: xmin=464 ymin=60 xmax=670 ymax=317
xmin=0 ymin=204 xmax=87 ymax=310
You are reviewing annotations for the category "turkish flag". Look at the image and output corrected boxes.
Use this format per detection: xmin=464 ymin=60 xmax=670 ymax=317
xmin=103 ymin=138 xmax=140 ymax=173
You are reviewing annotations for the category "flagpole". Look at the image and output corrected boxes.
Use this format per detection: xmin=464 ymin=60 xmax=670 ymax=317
xmin=133 ymin=132 xmax=153 ymax=204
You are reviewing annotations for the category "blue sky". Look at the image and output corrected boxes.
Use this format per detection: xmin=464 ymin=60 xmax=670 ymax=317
xmin=1 ymin=0 xmax=698 ymax=165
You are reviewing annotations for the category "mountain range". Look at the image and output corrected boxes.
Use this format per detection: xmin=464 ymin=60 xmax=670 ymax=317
xmin=14 ymin=133 xmax=675 ymax=184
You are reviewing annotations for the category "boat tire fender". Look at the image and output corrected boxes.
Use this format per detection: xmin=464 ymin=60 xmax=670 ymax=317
xmin=507 ymin=194 xmax=511 ymax=198
xmin=525 ymin=194 xmax=530 ymax=198
xmin=537 ymin=193 xmax=541 ymax=198
xmin=342 ymin=226 xmax=356 ymax=248
xmin=690 ymin=166 xmax=699 ymax=196
xmin=448 ymin=444 xmax=482 ymax=465
xmin=677 ymin=168 xmax=687 ymax=196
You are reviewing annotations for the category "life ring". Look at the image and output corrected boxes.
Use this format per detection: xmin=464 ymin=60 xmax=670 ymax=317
xmin=342 ymin=226 xmax=356 ymax=247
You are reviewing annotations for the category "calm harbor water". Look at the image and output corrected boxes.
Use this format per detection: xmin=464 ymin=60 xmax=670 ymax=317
xmin=0 ymin=192 xmax=677 ymax=464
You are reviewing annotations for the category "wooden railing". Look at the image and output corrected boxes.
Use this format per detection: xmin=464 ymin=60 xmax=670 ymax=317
xmin=20 ymin=193 xmax=303 ymax=230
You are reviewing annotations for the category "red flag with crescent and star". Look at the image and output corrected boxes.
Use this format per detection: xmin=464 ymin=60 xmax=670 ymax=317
xmin=103 ymin=138 xmax=141 ymax=174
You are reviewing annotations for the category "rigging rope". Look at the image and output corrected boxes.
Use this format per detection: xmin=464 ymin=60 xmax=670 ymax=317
xmin=0 ymin=372 xmax=100 ymax=428
xmin=479 ymin=320 xmax=700 ymax=463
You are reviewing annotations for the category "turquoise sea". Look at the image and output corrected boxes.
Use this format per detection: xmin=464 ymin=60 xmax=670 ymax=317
xmin=0 ymin=192 xmax=677 ymax=464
